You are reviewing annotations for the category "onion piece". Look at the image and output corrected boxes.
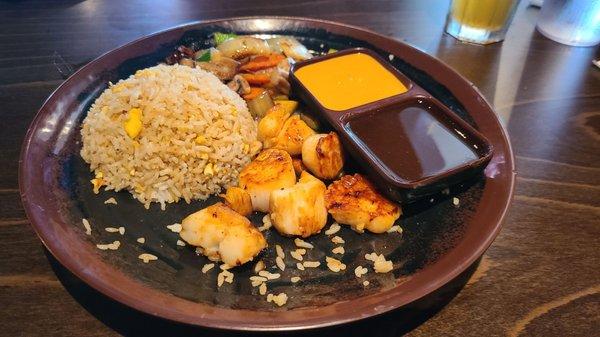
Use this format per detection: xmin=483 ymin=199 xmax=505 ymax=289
xmin=267 ymin=37 xmax=312 ymax=61
xmin=247 ymin=91 xmax=274 ymax=119
xmin=217 ymin=36 xmax=271 ymax=59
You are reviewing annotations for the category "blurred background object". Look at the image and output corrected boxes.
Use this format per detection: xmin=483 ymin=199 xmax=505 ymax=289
xmin=536 ymin=0 xmax=600 ymax=47
xmin=444 ymin=0 xmax=521 ymax=44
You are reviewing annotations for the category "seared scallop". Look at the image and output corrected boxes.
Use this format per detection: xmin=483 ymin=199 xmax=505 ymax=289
xmin=257 ymin=101 xmax=297 ymax=142
xmin=269 ymin=171 xmax=327 ymax=238
xmin=180 ymin=203 xmax=266 ymax=266
xmin=301 ymin=132 xmax=344 ymax=180
xmin=291 ymin=156 xmax=306 ymax=176
xmin=325 ymin=174 xmax=401 ymax=233
xmin=238 ymin=149 xmax=296 ymax=212
xmin=220 ymin=186 xmax=253 ymax=217
xmin=264 ymin=114 xmax=316 ymax=156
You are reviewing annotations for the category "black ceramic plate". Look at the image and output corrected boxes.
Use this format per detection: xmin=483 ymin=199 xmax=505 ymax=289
xmin=20 ymin=17 xmax=515 ymax=331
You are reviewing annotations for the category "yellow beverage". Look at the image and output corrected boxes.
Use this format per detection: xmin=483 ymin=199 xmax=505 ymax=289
xmin=451 ymin=0 xmax=516 ymax=31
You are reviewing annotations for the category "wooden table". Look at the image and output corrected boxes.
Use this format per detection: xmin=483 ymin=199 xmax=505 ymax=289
xmin=1 ymin=1 xmax=598 ymax=336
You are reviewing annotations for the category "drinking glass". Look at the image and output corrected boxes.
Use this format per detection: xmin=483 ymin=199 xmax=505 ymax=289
xmin=537 ymin=0 xmax=600 ymax=47
xmin=445 ymin=0 xmax=521 ymax=44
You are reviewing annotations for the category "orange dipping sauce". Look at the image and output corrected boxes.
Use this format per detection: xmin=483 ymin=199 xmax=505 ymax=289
xmin=294 ymin=52 xmax=408 ymax=111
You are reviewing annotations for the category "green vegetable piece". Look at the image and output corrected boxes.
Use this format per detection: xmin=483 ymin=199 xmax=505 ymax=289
xmin=195 ymin=50 xmax=211 ymax=62
xmin=214 ymin=32 xmax=238 ymax=45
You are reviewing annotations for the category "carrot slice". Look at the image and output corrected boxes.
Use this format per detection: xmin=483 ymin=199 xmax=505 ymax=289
xmin=242 ymin=73 xmax=271 ymax=85
xmin=239 ymin=53 xmax=286 ymax=72
xmin=243 ymin=87 xmax=265 ymax=100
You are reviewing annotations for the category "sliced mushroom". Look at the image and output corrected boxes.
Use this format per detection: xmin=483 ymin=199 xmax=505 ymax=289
xmin=196 ymin=57 xmax=239 ymax=81
xmin=227 ymin=74 xmax=251 ymax=95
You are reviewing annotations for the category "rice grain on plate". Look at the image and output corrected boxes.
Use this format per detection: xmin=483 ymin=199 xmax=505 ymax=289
xmin=80 ymin=64 xmax=259 ymax=209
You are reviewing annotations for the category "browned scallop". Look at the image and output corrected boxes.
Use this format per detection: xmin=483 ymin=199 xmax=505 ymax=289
xmin=238 ymin=149 xmax=296 ymax=212
xmin=325 ymin=174 xmax=401 ymax=233
xmin=180 ymin=203 xmax=266 ymax=266
xmin=269 ymin=171 xmax=327 ymax=238
xmin=220 ymin=186 xmax=253 ymax=217
xmin=301 ymin=132 xmax=344 ymax=180
xmin=291 ymin=157 xmax=306 ymax=176
xmin=264 ymin=114 xmax=316 ymax=156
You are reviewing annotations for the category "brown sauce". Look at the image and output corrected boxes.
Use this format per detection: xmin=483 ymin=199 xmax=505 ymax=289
xmin=346 ymin=105 xmax=479 ymax=182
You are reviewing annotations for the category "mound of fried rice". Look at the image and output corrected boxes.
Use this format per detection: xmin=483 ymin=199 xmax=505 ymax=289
xmin=80 ymin=64 xmax=259 ymax=209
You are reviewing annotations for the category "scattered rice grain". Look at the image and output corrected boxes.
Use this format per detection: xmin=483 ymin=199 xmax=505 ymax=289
xmin=363 ymin=280 xmax=370 ymax=286
xmin=82 ymin=219 xmax=92 ymax=235
xmin=258 ymin=215 xmax=273 ymax=231
xmin=325 ymin=256 xmax=346 ymax=272
xmin=139 ymin=253 xmax=158 ymax=263
xmin=250 ymin=276 xmax=267 ymax=282
xmin=275 ymin=244 xmax=285 ymax=259
xmin=201 ymin=263 xmax=215 ymax=273
xmin=258 ymin=270 xmax=281 ymax=280
xmin=276 ymin=256 xmax=286 ymax=271
xmin=136 ymin=237 xmax=145 ymax=244
xmin=104 ymin=197 xmax=118 ymax=205
xmin=331 ymin=236 xmax=345 ymax=244
xmin=296 ymin=262 xmax=305 ymax=271
xmin=354 ymin=265 xmax=368 ymax=278
xmin=259 ymin=282 xmax=267 ymax=295
xmin=302 ymin=261 xmax=320 ymax=268
xmin=272 ymin=293 xmax=288 ymax=306
xmin=290 ymin=250 xmax=303 ymax=261
xmin=453 ymin=197 xmax=460 ymax=206
xmin=324 ymin=223 xmax=341 ymax=236
xmin=217 ymin=272 xmax=225 ymax=287
xmin=97 ymin=240 xmax=120 ymax=250
xmin=387 ymin=225 xmax=402 ymax=234
xmin=254 ymin=260 xmax=265 ymax=273
xmin=332 ymin=246 xmax=345 ymax=255
xmin=176 ymin=239 xmax=186 ymax=246
xmin=294 ymin=238 xmax=314 ymax=249
xmin=291 ymin=276 xmax=301 ymax=283
xmin=167 ymin=223 xmax=182 ymax=233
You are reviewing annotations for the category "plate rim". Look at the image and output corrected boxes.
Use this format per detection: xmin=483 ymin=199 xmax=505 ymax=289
xmin=19 ymin=16 xmax=516 ymax=331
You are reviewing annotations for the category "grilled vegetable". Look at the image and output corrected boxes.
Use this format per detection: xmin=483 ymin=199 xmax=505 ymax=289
xmin=246 ymin=90 xmax=274 ymax=118
xmin=196 ymin=56 xmax=239 ymax=81
xmin=239 ymin=53 xmax=286 ymax=72
xmin=214 ymin=32 xmax=238 ymax=45
xmin=217 ymin=36 xmax=270 ymax=59
xmin=266 ymin=37 xmax=313 ymax=61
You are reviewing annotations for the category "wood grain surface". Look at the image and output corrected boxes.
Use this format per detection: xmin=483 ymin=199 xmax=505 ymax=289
xmin=1 ymin=0 xmax=599 ymax=336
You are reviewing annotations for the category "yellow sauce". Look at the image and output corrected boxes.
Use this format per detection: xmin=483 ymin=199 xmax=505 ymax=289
xmin=294 ymin=52 xmax=407 ymax=111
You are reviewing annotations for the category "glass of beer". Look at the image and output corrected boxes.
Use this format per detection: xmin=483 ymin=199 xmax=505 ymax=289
xmin=445 ymin=0 xmax=521 ymax=45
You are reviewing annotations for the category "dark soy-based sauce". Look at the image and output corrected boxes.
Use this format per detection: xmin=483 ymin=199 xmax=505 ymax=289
xmin=346 ymin=105 xmax=478 ymax=182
